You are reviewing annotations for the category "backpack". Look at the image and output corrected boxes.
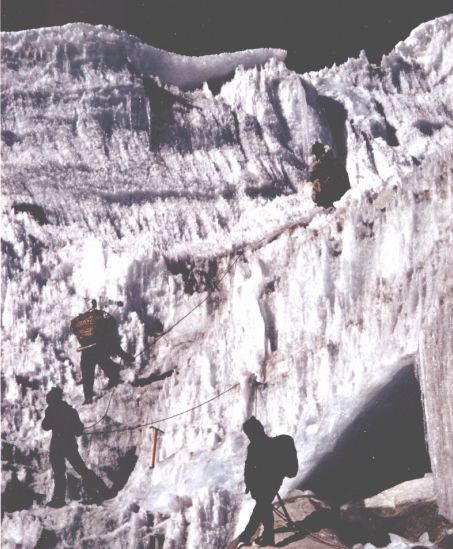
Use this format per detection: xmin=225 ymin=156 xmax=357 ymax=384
xmin=273 ymin=434 xmax=298 ymax=478
xmin=70 ymin=309 xmax=117 ymax=348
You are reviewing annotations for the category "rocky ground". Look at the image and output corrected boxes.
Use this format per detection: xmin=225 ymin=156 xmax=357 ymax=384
xmin=230 ymin=477 xmax=453 ymax=549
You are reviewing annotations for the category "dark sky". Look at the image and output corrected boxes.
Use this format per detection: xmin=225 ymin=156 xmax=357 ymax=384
xmin=2 ymin=0 xmax=452 ymax=73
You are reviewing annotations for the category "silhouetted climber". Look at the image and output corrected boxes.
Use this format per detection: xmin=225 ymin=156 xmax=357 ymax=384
xmin=42 ymin=387 xmax=110 ymax=508
xmin=237 ymin=417 xmax=291 ymax=547
xmin=309 ymin=142 xmax=350 ymax=208
xmin=71 ymin=300 xmax=134 ymax=404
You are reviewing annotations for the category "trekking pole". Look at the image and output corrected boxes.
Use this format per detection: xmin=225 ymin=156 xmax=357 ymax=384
xmin=275 ymin=493 xmax=296 ymax=530
xmin=150 ymin=427 xmax=164 ymax=468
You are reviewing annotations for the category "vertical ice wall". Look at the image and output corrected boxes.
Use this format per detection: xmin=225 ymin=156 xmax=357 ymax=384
xmin=418 ymin=229 xmax=453 ymax=521
xmin=1 ymin=15 xmax=452 ymax=547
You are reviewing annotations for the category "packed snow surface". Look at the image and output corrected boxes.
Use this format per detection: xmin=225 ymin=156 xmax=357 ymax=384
xmin=1 ymin=16 xmax=452 ymax=548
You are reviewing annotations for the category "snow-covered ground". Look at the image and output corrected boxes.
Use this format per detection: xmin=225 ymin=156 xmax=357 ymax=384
xmin=1 ymin=15 xmax=452 ymax=548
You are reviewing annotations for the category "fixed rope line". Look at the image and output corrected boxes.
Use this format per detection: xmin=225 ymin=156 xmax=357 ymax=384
xmin=84 ymin=382 xmax=240 ymax=437
xmin=82 ymin=386 xmax=117 ymax=430
xmin=134 ymin=253 xmax=242 ymax=359
xmin=84 ymin=253 xmax=242 ymax=428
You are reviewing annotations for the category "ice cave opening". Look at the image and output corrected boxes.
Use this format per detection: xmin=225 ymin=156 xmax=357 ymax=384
xmin=299 ymin=363 xmax=431 ymax=505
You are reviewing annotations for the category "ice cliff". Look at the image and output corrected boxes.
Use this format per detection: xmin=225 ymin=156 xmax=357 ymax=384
xmin=1 ymin=15 xmax=452 ymax=548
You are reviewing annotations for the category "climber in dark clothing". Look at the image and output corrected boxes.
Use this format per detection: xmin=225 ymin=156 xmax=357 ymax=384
xmin=309 ymin=142 xmax=350 ymax=208
xmin=237 ymin=417 xmax=283 ymax=547
xmin=80 ymin=343 xmax=132 ymax=405
xmin=42 ymin=387 xmax=110 ymax=508
xmin=72 ymin=300 xmax=134 ymax=405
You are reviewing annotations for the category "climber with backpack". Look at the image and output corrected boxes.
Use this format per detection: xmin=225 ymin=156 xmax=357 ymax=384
xmin=237 ymin=416 xmax=298 ymax=547
xmin=71 ymin=299 xmax=134 ymax=405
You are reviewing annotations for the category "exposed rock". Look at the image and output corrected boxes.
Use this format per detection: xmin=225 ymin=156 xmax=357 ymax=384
xmin=340 ymin=476 xmax=452 ymax=547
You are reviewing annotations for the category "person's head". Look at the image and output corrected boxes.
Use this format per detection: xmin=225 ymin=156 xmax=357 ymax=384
xmin=46 ymin=386 xmax=63 ymax=406
xmin=242 ymin=416 xmax=265 ymax=440
xmin=311 ymin=141 xmax=325 ymax=159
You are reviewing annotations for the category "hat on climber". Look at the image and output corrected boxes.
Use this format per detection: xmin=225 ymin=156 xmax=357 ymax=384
xmin=311 ymin=141 xmax=325 ymax=158
xmin=46 ymin=386 xmax=63 ymax=405
xmin=242 ymin=416 xmax=265 ymax=437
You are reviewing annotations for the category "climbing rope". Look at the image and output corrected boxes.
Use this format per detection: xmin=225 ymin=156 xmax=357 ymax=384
xmin=84 ymin=382 xmax=240 ymax=436
xmin=82 ymin=386 xmax=117 ymax=430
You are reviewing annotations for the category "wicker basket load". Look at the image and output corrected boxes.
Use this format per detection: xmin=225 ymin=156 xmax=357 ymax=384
xmin=71 ymin=309 xmax=112 ymax=347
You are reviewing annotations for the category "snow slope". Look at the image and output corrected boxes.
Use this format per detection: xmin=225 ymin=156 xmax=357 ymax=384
xmin=1 ymin=16 xmax=452 ymax=548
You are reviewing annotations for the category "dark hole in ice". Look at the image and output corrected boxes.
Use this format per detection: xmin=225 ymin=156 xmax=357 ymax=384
xmin=95 ymin=109 xmax=114 ymax=138
xmin=144 ymin=77 xmax=195 ymax=112
xmin=104 ymin=447 xmax=138 ymax=494
xmin=1 ymin=130 xmax=21 ymax=146
xmin=222 ymin=187 xmax=236 ymax=200
xmin=35 ymin=528 xmax=58 ymax=549
xmin=245 ymin=180 xmax=294 ymax=200
xmin=269 ymin=80 xmax=292 ymax=149
xmin=133 ymin=368 xmax=174 ymax=387
xmin=145 ymin=316 xmax=164 ymax=339
xmin=15 ymin=375 xmax=41 ymax=396
xmin=318 ymin=96 xmax=348 ymax=165
xmin=374 ymin=100 xmax=399 ymax=146
xmin=245 ymin=185 xmax=280 ymax=199
xmin=206 ymin=70 xmax=236 ymax=95
xmin=414 ymin=120 xmax=444 ymax=137
xmin=166 ymin=256 xmax=219 ymax=295
xmin=300 ymin=364 xmax=431 ymax=505
xmin=12 ymin=203 xmax=48 ymax=225
xmin=265 ymin=280 xmax=277 ymax=294
xmin=390 ymin=57 xmax=419 ymax=93
xmin=370 ymin=120 xmax=399 ymax=147
xmin=245 ymin=167 xmax=296 ymax=200
xmin=1 ymin=470 xmax=37 ymax=514
xmin=1 ymin=441 xmax=45 ymax=515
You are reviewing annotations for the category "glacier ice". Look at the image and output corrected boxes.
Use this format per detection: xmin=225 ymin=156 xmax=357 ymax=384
xmin=1 ymin=14 xmax=453 ymax=549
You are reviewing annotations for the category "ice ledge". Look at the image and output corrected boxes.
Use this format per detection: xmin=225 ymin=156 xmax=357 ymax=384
xmin=1 ymin=22 xmax=287 ymax=89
